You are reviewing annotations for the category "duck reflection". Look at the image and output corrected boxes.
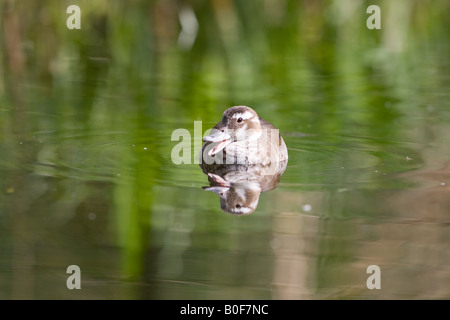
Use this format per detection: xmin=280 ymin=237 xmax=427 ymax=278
xmin=200 ymin=161 xmax=288 ymax=215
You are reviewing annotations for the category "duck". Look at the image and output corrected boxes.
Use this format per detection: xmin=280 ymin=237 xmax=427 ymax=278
xmin=199 ymin=106 xmax=288 ymax=168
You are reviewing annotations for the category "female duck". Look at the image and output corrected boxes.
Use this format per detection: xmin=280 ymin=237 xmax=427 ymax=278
xmin=200 ymin=106 xmax=288 ymax=167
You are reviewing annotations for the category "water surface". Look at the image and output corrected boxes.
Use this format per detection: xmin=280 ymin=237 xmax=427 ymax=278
xmin=1 ymin=0 xmax=450 ymax=299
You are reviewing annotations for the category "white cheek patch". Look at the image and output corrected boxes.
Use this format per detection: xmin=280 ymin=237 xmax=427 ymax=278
xmin=233 ymin=207 xmax=252 ymax=214
xmin=249 ymin=196 xmax=260 ymax=208
xmin=235 ymin=187 xmax=247 ymax=202
xmin=232 ymin=111 xmax=254 ymax=120
xmin=235 ymin=124 xmax=248 ymax=140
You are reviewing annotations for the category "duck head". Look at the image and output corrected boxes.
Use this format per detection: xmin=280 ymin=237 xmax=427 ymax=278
xmin=203 ymin=106 xmax=262 ymax=156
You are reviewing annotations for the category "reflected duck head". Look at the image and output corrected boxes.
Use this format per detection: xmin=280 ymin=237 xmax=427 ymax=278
xmin=204 ymin=173 xmax=261 ymax=215
xmin=202 ymin=106 xmax=263 ymax=157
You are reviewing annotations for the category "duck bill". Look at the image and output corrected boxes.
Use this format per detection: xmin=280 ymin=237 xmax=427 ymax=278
xmin=203 ymin=186 xmax=229 ymax=196
xmin=203 ymin=129 xmax=232 ymax=156
xmin=207 ymin=173 xmax=231 ymax=187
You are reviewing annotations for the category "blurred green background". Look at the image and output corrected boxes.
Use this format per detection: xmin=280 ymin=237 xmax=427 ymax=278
xmin=0 ymin=0 xmax=449 ymax=299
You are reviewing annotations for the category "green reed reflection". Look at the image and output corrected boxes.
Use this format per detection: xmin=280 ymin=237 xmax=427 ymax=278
xmin=0 ymin=0 xmax=449 ymax=299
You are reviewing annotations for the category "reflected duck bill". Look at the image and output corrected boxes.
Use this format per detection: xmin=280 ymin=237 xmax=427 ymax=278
xmin=203 ymin=173 xmax=231 ymax=194
xmin=207 ymin=173 xmax=230 ymax=186
xmin=203 ymin=186 xmax=230 ymax=195
xmin=203 ymin=173 xmax=230 ymax=194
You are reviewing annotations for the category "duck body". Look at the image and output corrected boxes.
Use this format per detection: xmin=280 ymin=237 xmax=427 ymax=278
xmin=199 ymin=106 xmax=288 ymax=168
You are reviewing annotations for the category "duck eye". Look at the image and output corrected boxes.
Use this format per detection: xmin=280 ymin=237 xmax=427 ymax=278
xmin=237 ymin=117 xmax=243 ymax=123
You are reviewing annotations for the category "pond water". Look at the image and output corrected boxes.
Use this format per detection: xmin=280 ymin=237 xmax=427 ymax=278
xmin=1 ymin=1 xmax=450 ymax=299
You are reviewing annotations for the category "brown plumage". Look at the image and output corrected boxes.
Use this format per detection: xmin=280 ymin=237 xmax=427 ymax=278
xmin=199 ymin=106 xmax=288 ymax=168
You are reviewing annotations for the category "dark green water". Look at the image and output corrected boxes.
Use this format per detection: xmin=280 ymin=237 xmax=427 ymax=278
xmin=1 ymin=0 xmax=450 ymax=299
